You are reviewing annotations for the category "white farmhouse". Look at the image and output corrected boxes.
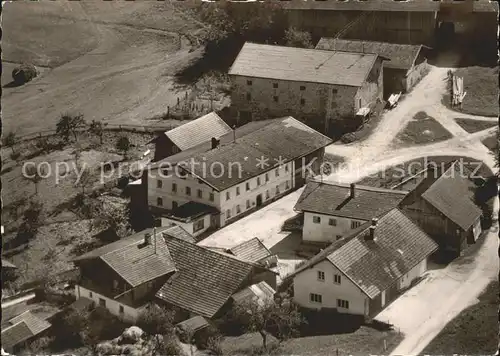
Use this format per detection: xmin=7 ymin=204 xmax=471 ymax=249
xmin=294 ymin=181 xmax=408 ymax=243
xmin=290 ymin=208 xmax=438 ymax=318
xmin=146 ymin=117 xmax=332 ymax=238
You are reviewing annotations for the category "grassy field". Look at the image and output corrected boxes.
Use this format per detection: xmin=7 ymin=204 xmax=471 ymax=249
xmin=443 ymin=66 xmax=499 ymax=117
xmin=2 ymin=1 xmax=206 ymax=136
xmin=481 ymin=132 xmax=499 ymax=151
xmin=394 ymin=111 xmax=453 ymax=147
xmin=454 ymin=118 xmax=498 ymax=134
xmin=222 ymin=327 xmax=402 ymax=355
xmin=422 ymin=281 xmax=498 ymax=355
xmin=357 ymin=155 xmax=494 ymax=189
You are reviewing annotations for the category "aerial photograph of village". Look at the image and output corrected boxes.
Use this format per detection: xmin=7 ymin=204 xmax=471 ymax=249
xmin=0 ymin=0 xmax=498 ymax=355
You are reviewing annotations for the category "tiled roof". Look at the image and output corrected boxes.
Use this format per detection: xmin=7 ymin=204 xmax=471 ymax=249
xmin=316 ymin=38 xmax=423 ymax=70
xmin=162 ymin=224 xmax=196 ymax=244
xmin=229 ymin=42 xmax=379 ymax=87
xmin=231 ymin=281 xmax=276 ymax=305
xmin=420 ymin=161 xmax=482 ymax=231
xmin=162 ymin=202 xmax=220 ymax=223
xmin=73 ymin=226 xmax=177 ymax=287
xmin=156 ymin=237 xmax=264 ymax=318
xmin=276 ymin=0 xmax=440 ymax=12
xmin=229 ymin=238 xmax=272 ymax=263
xmin=1 ymin=321 xmax=33 ymax=351
xmin=175 ymin=316 xmax=209 ymax=333
xmin=165 ymin=112 xmax=232 ymax=151
xmin=294 ymin=181 xmax=408 ymax=220
xmin=8 ymin=312 xmax=51 ymax=336
xmin=292 ymin=208 xmax=438 ymax=299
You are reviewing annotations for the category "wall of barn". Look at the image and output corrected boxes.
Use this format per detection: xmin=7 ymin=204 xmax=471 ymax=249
xmin=405 ymin=59 xmax=428 ymax=92
xmin=355 ymin=58 xmax=384 ymax=111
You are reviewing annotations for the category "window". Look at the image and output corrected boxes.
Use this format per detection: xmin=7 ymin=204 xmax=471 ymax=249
xmin=300 ymin=85 xmax=306 ymax=91
xmin=310 ymin=293 xmax=322 ymax=303
xmin=236 ymin=187 xmax=240 ymax=196
xmin=246 ymin=200 xmax=251 ymax=209
xmin=273 ymin=83 xmax=278 ymax=89
xmin=332 ymin=88 xmax=338 ymax=94
xmin=157 ymin=197 xmax=163 ymax=206
xmin=236 ymin=205 xmax=241 ymax=214
xmin=172 ymin=183 xmax=177 ymax=192
xmin=337 ymin=299 xmax=349 ymax=309
xmin=285 ymin=164 xmax=289 ymax=172
xmin=246 ymin=182 xmax=250 ymax=191
xmin=247 ymin=80 xmax=252 ymax=86
xmin=273 ymin=96 xmax=279 ymax=102
xmin=172 ymin=201 xmax=178 ymax=209
xmin=197 ymin=189 xmax=203 ymax=198
xmin=336 ymin=235 xmax=342 ymax=240
xmin=286 ymin=181 xmax=290 ymax=190
xmin=226 ymin=210 xmax=231 ymax=219
xmin=334 ymin=274 xmax=341 ymax=284
xmin=266 ymin=190 xmax=270 ymax=199
xmin=99 ymin=298 xmax=106 ymax=307
xmin=351 ymin=221 xmax=361 ymax=229
xmin=257 ymin=177 xmax=261 ymax=186
xmin=157 ymin=180 xmax=162 ymax=188
xmin=119 ymin=305 xmax=124 ymax=314
xmin=275 ymin=168 xmax=279 ymax=177
xmin=246 ymin=93 xmax=251 ymax=101
xmin=226 ymin=191 xmax=231 ymax=200
xmin=113 ymin=280 xmax=118 ymax=290
xmin=300 ymin=98 xmax=305 ymax=106
xmin=358 ymin=98 xmax=362 ymax=109
xmin=209 ymin=193 xmax=214 ymax=202
xmin=197 ymin=179 xmax=203 ymax=184
xmin=313 ymin=216 xmax=321 ymax=224
xmin=194 ymin=219 xmax=205 ymax=232
xmin=265 ymin=173 xmax=269 ymax=182
xmin=276 ymin=185 xmax=280 ymax=195
xmin=186 ymin=187 xmax=191 ymax=196
xmin=329 ymin=218 xmax=337 ymax=226
xmin=89 ymin=291 xmax=93 ymax=298
xmin=317 ymin=271 xmax=325 ymax=281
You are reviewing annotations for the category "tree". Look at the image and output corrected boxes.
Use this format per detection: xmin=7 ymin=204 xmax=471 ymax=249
xmin=230 ymin=296 xmax=304 ymax=349
xmin=116 ymin=136 xmax=131 ymax=159
xmin=75 ymin=166 xmax=94 ymax=195
xmin=24 ymin=165 xmax=45 ymax=195
xmin=90 ymin=199 xmax=132 ymax=239
xmin=56 ymin=113 xmax=85 ymax=142
xmin=136 ymin=303 xmax=175 ymax=336
xmin=12 ymin=63 xmax=37 ymax=85
xmin=284 ymin=27 xmax=314 ymax=49
xmin=89 ymin=120 xmax=104 ymax=144
xmin=3 ymin=131 xmax=17 ymax=153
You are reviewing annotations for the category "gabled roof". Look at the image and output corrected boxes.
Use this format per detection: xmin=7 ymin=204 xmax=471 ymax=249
xmin=229 ymin=238 xmax=272 ymax=263
xmin=316 ymin=38 xmax=424 ymax=70
xmin=420 ymin=161 xmax=482 ymax=231
xmin=231 ymin=281 xmax=275 ymax=306
xmin=294 ymin=181 xmax=408 ymax=220
xmin=229 ymin=42 xmax=379 ymax=87
xmin=72 ymin=226 xmax=177 ymax=287
xmin=156 ymin=236 xmax=268 ymax=318
xmin=161 ymin=224 xmax=197 ymax=244
xmin=1 ymin=312 xmax=51 ymax=351
xmin=151 ymin=117 xmax=332 ymax=191
xmin=2 ymin=260 xmax=16 ymax=269
xmin=175 ymin=316 xmax=209 ymax=333
xmin=161 ymin=202 xmax=220 ymax=223
xmin=165 ymin=112 xmax=232 ymax=151
xmin=292 ymin=208 xmax=438 ymax=299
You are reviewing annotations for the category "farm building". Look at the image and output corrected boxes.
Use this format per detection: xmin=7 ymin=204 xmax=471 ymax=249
xmin=72 ymin=225 xmax=276 ymax=323
xmin=149 ymin=112 xmax=232 ymax=162
xmin=294 ymin=181 xmax=408 ymax=243
xmin=290 ymin=208 xmax=438 ymax=318
xmin=228 ymin=42 xmax=385 ymax=133
xmin=146 ymin=117 xmax=332 ymax=235
xmin=398 ymin=160 xmax=483 ymax=256
xmin=1 ymin=311 xmax=52 ymax=354
xmin=315 ymin=39 xmax=429 ymax=98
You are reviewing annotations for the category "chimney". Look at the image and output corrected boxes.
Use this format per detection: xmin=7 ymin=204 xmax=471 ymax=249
xmin=350 ymin=183 xmax=356 ymax=198
xmin=233 ymin=125 xmax=236 ymax=143
xmin=366 ymin=218 xmax=378 ymax=241
xmin=211 ymin=137 xmax=219 ymax=149
xmin=144 ymin=233 xmax=151 ymax=245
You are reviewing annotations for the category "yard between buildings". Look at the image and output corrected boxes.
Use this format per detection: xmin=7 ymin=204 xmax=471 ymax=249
xmin=422 ymin=280 xmax=498 ymax=355
xmin=443 ymin=66 xmax=499 ymax=117
xmin=393 ymin=111 xmax=453 ymax=147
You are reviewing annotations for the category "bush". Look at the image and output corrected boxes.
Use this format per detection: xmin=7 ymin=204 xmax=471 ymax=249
xmin=12 ymin=63 xmax=37 ymax=85
xmin=341 ymin=132 xmax=357 ymax=144
xmin=194 ymin=325 xmax=221 ymax=350
xmin=10 ymin=151 xmax=21 ymax=160
xmin=205 ymin=334 xmax=223 ymax=355
xmin=284 ymin=27 xmax=314 ymax=48
xmin=136 ymin=303 xmax=175 ymax=336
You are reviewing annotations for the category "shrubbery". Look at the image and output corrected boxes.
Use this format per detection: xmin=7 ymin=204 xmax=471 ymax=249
xmin=12 ymin=63 xmax=38 ymax=85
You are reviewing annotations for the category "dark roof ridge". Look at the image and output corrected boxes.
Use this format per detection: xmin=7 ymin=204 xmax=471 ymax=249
xmin=309 ymin=179 xmax=409 ymax=195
